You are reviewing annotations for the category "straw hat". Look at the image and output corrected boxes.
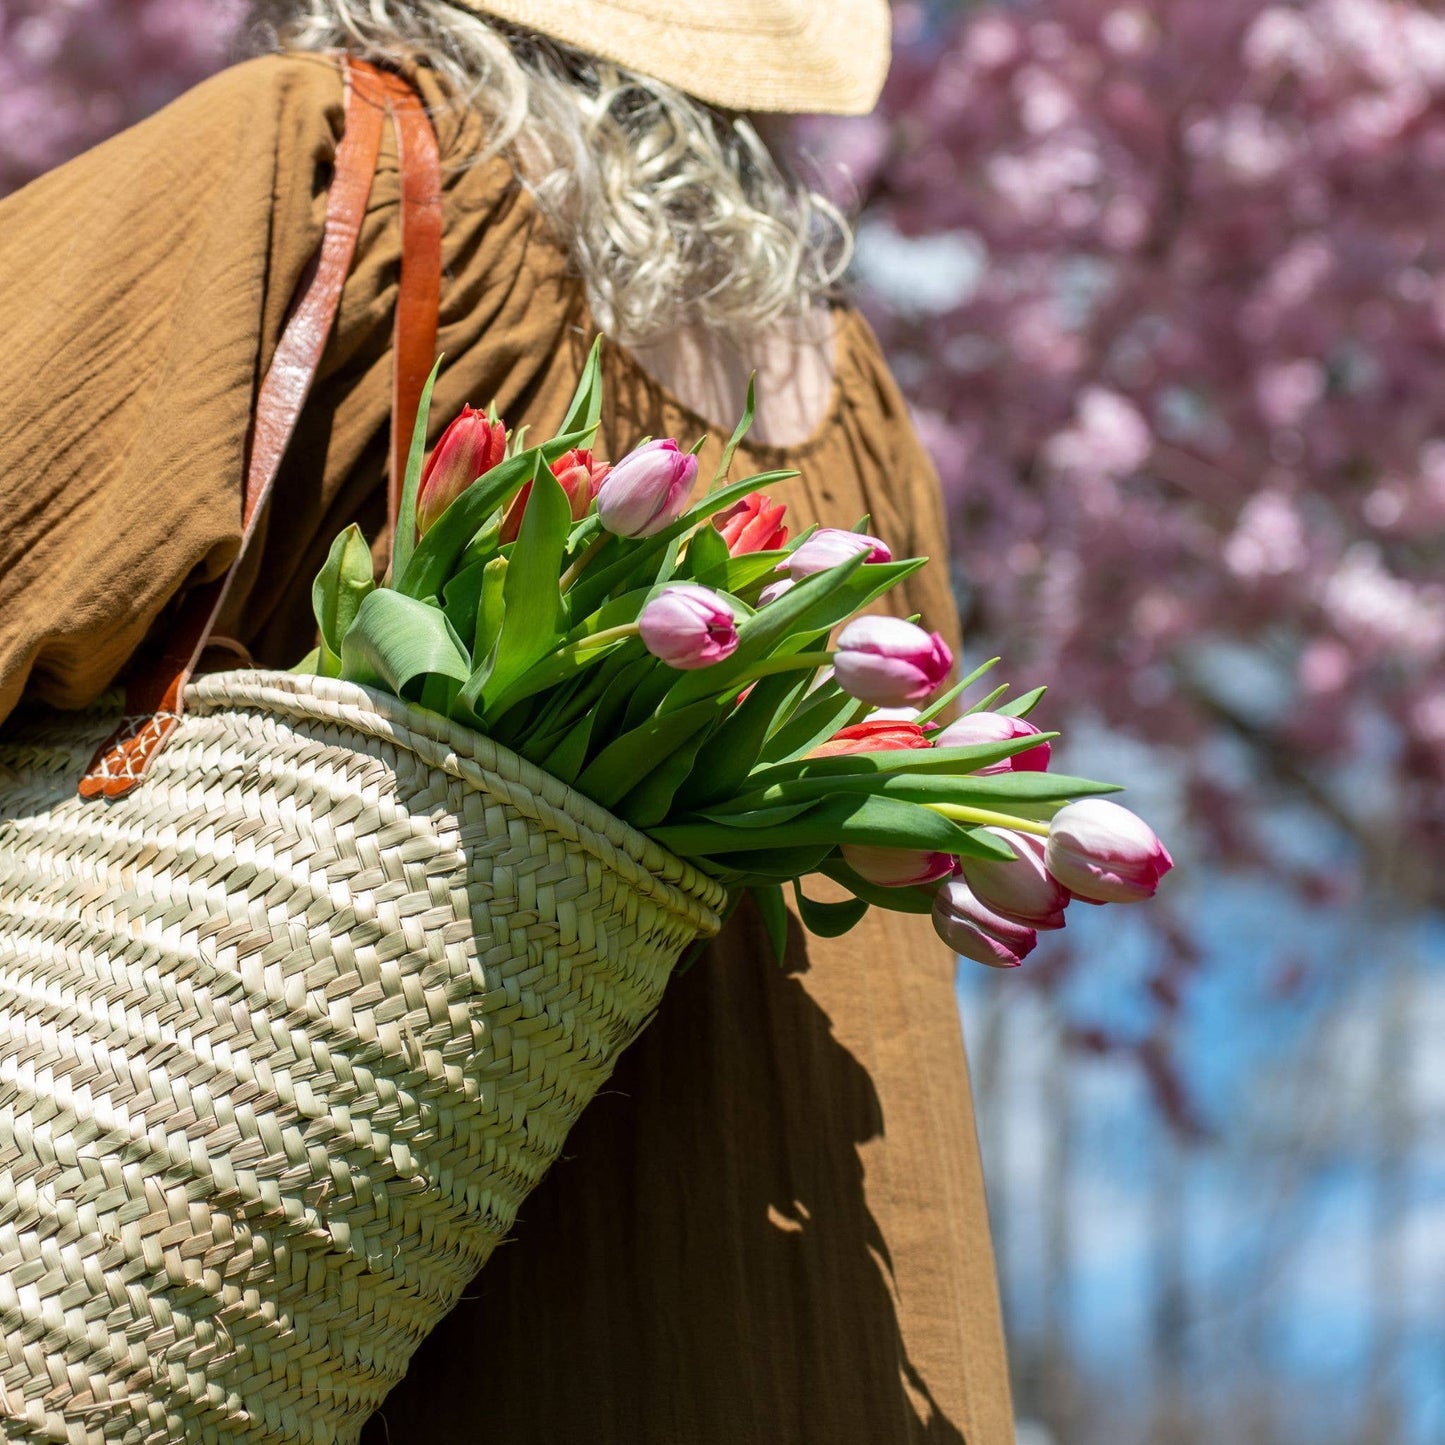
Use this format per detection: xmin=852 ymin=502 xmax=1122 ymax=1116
xmin=446 ymin=0 xmax=892 ymax=115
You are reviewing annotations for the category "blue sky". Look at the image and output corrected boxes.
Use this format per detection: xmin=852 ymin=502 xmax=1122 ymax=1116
xmin=956 ymin=879 xmax=1445 ymax=1444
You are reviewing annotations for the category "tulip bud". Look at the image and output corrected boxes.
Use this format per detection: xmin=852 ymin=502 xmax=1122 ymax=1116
xmin=416 ymin=404 xmax=508 ymax=536
xmin=757 ymin=578 xmax=795 ymax=607
xmin=833 ymin=617 xmax=953 ymax=706
xmin=714 ymin=492 xmax=789 ymax=555
xmin=1045 ymin=799 xmax=1174 ymax=904
xmin=639 ymin=584 xmax=739 ymax=670
xmin=934 ymin=712 xmax=1052 ymax=773
xmin=959 ymin=830 xmax=1069 ymax=929
xmin=841 ymin=845 xmax=956 ymax=889
xmin=596 ymin=439 xmax=698 ymax=537
xmin=808 ymin=718 xmax=931 ymax=758
xmin=500 ymin=448 xmax=609 ymax=544
xmin=783 ymin=528 xmax=892 ymax=579
xmin=932 ymin=878 xmax=1037 ymax=968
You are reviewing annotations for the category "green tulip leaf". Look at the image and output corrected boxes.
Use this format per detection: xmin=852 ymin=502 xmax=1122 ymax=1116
xmin=441 ymin=557 xmax=489 ymax=651
xmin=791 ymin=881 xmax=870 ymax=938
xmin=454 ymin=556 xmax=509 ymax=721
xmin=536 ymin=709 xmax=596 ymax=784
xmin=709 ymin=377 xmax=756 ymax=491
xmin=487 ymin=458 xmax=572 ymax=700
xmin=743 ymin=736 xmax=1063 ymax=790
xmin=965 ymin=684 xmax=1010 ymax=715
xmin=339 ymin=587 xmax=471 ymax=703
xmin=915 ymin=657 xmax=1003 ymax=724
xmin=615 ymin=718 xmax=717 ymax=827
xmin=749 ymin=880 xmax=790 ymax=964
xmin=998 ymin=686 xmax=1047 ymax=718
xmin=650 ymin=794 xmax=1008 ymax=861
xmin=820 ymin=859 xmax=941 ymax=915
xmin=682 ymin=520 xmax=730 ymax=580
xmin=696 ymin=797 xmax=831 ymax=829
xmin=756 ymin=679 xmax=865 ymax=765
xmin=483 ymin=632 xmax=635 ymax=723
xmin=575 ymin=697 xmax=723 ymax=809
xmin=557 ymin=335 xmax=605 ymax=440
xmin=390 ymin=356 xmax=444 ymax=586
xmin=312 ymin=523 xmax=376 ymax=677
xmin=704 ymin=843 xmax=840 ymax=882
xmin=672 ymin=668 xmax=814 ymax=813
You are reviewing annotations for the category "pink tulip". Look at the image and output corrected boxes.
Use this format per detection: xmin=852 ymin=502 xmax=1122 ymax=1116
xmin=841 ymin=845 xmax=957 ymax=889
xmin=959 ymin=830 xmax=1069 ymax=929
xmin=596 ymin=439 xmax=698 ymax=537
xmin=833 ymin=617 xmax=953 ymax=706
xmin=934 ymin=712 xmax=1052 ymax=773
xmin=931 ymin=878 xmax=1038 ymax=968
xmin=500 ymin=448 xmax=609 ymax=544
xmin=783 ymin=528 xmax=892 ymax=579
xmin=808 ymin=718 xmax=931 ymax=758
xmin=714 ymin=492 xmax=789 ymax=554
xmin=416 ymin=404 xmax=508 ymax=536
xmin=638 ymin=585 xmax=739 ymax=670
xmin=757 ymin=578 xmax=795 ymax=606
xmin=1045 ymin=799 xmax=1174 ymax=904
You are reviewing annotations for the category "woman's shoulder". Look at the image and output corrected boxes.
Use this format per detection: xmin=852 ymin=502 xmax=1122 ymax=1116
xmin=90 ymin=54 xmax=348 ymax=158
xmin=182 ymin=51 xmax=345 ymax=117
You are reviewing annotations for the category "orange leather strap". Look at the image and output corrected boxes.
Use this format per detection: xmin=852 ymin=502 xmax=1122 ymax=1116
xmin=369 ymin=68 xmax=444 ymax=532
xmin=80 ymin=58 xmax=441 ymax=799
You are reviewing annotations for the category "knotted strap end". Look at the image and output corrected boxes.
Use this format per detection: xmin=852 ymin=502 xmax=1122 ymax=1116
xmin=79 ymin=710 xmax=184 ymax=800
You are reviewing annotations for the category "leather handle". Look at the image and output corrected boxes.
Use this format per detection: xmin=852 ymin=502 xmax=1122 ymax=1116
xmin=384 ymin=71 xmax=444 ymax=534
xmin=80 ymin=58 xmax=441 ymax=799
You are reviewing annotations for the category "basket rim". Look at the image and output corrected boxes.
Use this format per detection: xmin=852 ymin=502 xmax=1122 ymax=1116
xmin=184 ymin=670 xmax=729 ymax=936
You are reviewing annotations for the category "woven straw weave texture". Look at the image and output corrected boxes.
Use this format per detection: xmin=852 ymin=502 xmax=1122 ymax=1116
xmin=0 ymin=672 xmax=724 ymax=1444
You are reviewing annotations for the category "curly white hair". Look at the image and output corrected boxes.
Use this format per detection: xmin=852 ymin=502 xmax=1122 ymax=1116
xmin=248 ymin=0 xmax=852 ymax=345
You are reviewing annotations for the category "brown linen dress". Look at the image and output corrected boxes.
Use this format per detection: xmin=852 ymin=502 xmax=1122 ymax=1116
xmin=0 ymin=54 xmax=1014 ymax=1445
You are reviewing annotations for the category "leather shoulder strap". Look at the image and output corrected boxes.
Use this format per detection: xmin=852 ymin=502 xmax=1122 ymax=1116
xmin=379 ymin=71 xmax=444 ymax=531
xmin=80 ymin=57 xmax=441 ymax=799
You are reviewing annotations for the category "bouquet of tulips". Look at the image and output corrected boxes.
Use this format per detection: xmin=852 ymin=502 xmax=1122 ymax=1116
xmin=300 ymin=345 xmax=1172 ymax=966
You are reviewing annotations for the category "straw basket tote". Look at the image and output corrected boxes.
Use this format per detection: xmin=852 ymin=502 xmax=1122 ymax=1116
xmin=0 ymin=60 xmax=725 ymax=1444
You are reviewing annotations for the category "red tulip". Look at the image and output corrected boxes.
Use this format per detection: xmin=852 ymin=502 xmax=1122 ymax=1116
xmin=808 ymin=718 xmax=931 ymax=758
xmin=713 ymin=492 xmax=789 ymax=555
xmin=416 ymin=404 xmax=507 ymax=536
xmin=500 ymin=448 xmax=610 ymax=544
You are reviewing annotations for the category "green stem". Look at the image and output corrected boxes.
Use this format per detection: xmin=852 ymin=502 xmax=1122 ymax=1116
xmin=928 ymin=803 xmax=1051 ymax=838
xmin=565 ymin=622 xmax=639 ymax=654
xmin=735 ymin=650 xmax=835 ymax=684
xmin=560 ymin=532 xmax=610 ymax=593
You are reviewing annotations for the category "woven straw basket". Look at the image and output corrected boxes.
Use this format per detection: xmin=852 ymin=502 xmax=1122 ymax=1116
xmin=0 ymin=671 xmax=725 ymax=1444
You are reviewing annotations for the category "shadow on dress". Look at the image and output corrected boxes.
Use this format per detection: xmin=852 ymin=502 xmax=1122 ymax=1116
xmin=362 ymin=901 xmax=966 ymax=1445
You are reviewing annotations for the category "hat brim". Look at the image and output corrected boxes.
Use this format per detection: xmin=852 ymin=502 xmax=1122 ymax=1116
xmin=446 ymin=0 xmax=891 ymax=115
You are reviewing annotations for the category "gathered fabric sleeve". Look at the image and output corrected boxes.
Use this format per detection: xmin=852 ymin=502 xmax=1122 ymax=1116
xmin=0 ymin=55 xmax=344 ymax=726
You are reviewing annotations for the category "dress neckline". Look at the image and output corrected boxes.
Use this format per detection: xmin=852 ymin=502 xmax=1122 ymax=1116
xmin=607 ymin=308 xmax=851 ymax=462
